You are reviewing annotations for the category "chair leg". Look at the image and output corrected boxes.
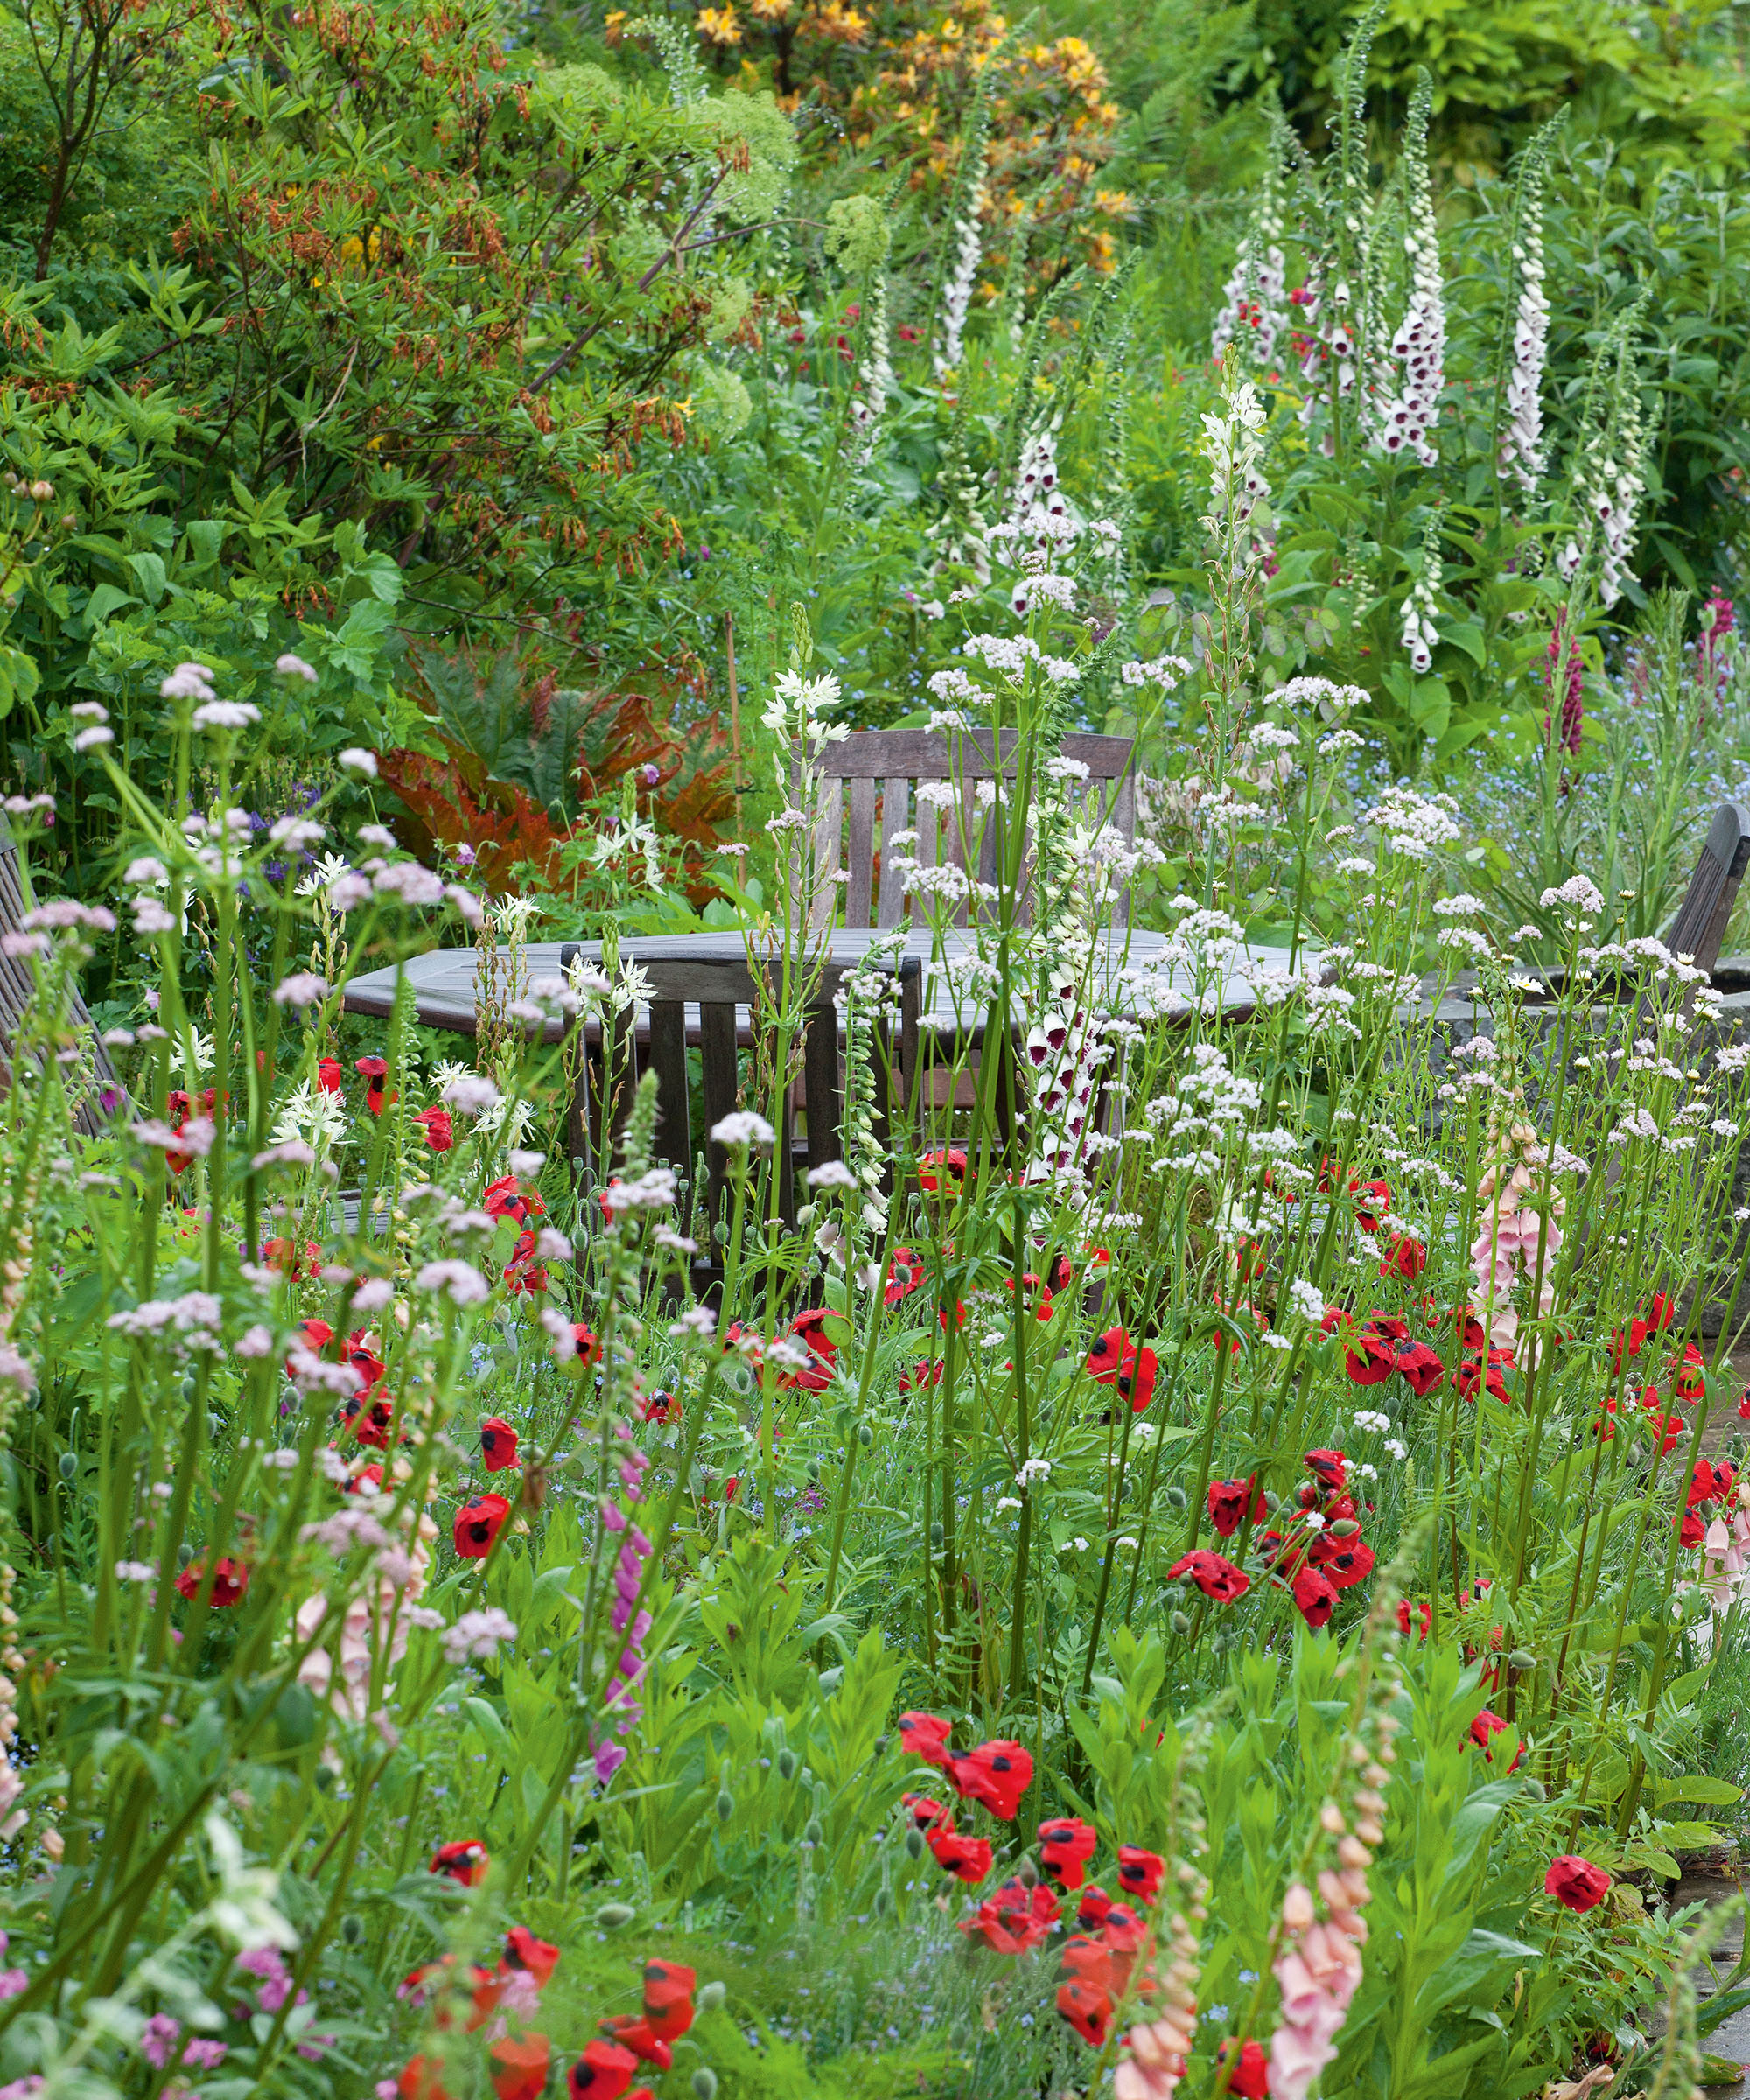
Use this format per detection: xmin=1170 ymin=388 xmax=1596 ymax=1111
xmin=804 ymin=999 xmax=841 ymax=1171
xmin=649 ymin=1000 xmax=690 ymax=1167
xmin=700 ymin=1001 xmax=738 ymax=1248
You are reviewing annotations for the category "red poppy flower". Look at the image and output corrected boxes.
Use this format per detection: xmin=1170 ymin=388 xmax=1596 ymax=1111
xmin=1305 ymin=1449 xmax=1347 ymax=1490
xmin=1312 ymin=1536 xmax=1375 ymax=1589
xmin=262 ymin=1236 xmax=322 ymax=1278
xmin=355 ymin=1055 xmax=389 ymax=1115
xmin=1056 ymin=1978 xmax=1114 ymax=2047
xmin=1086 ymin=1327 xmax=1158 ymax=1411
xmin=347 ymin=1334 xmax=387 ymax=1393
xmin=960 ymin=1876 xmax=1061 ymax=1953
xmin=637 ymin=1958 xmax=696 ymax=2041
xmin=1167 ymin=1550 xmax=1250 ymax=1602
xmin=598 ymin=2018 xmax=670 ymax=2069
xmin=1739 ymin=1387 xmax=1750 ymax=1423
xmin=1039 ymin=1816 xmax=1098 ymax=1889
xmin=1291 ymin=1563 xmax=1338 ymax=1629
xmin=345 ymin=1393 xmax=397 ymax=1449
xmin=430 ymin=1839 xmax=490 ymax=1885
xmin=899 ymin=1358 xmax=943 ymax=1395
xmin=1074 ymin=1886 xmax=1115 ymax=1933
xmin=1319 ymin=1304 xmax=1354 ymax=1338
xmin=1379 ymin=1234 xmax=1425 ymax=1280
xmin=949 ymin=1739 xmax=1033 ymax=1820
xmin=901 ymin=1791 xmax=953 ymax=1831
xmin=1396 ymin=1340 xmax=1446 ymax=1395
xmin=1455 ymin=1348 xmax=1512 ymax=1403
xmin=1116 ymin=1845 xmax=1165 ymax=1903
xmin=784 ymin=1308 xmax=840 ymax=1391
xmin=400 ymin=2056 xmax=457 ymax=2100
xmin=572 ymin=1324 xmax=603 ymax=1367
xmin=298 ymin=1316 xmax=334 ymax=1356
xmin=568 ymin=2040 xmax=640 ymax=2099
xmin=1100 ymin=1900 xmax=1149 ymax=1956
xmin=1646 ymin=1292 xmax=1676 ymax=1334
xmin=500 ymin=1927 xmax=560 ymax=1985
xmin=1343 ymin=1328 xmax=1396 ymax=1385
xmin=1469 ymin=1708 xmax=1508 ymax=1752
xmin=1673 ymin=1343 xmax=1707 ymax=1402
xmin=1352 ymin=1179 xmax=1391 ymax=1231
xmin=413 ymin=1105 xmax=453 ymax=1152
xmin=1060 ymin=1932 xmax=1115 ymax=1986
xmin=1397 ymin=1597 xmax=1432 ymax=1639
xmin=454 ymin=1493 xmax=511 ymax=1559
xmin=480 ymin=1417 xmax=520 ymax=1470
xmin=504 ymin=1230 xmax=549 ymax=1296
xmin=1690 ymin=1459 xmax=1735 ymax=1508
xmin=1207 ymin=1475 xmax=1264 ymax=1538
xmin=346 ymin=1462 xmax=384 ymax=1495
xmin=492 ymin=2034 xmax=552 ymax=2100
xmin=1681 ymin=1507 xmax=1706 ymax=1548
xmin=1544 ymin=1854 xmax=1610 ymax=1912
xmin=485 ymin=1174 xmax=546 ymax=1226
xmin=640 ymin=1390 xmax=681 ymax=1424
xmin=885 ymin=1248 xmax=926 ymax=1306
xmin=1215 ymin=2037 xmax=1270 ymax=2098
xmin=174 ymin=1555 xmax=248 ymax=1606
xmin=925 ymin=1826 xmax=992 ymax=1882
xmin=918 ymin=1148 xmax=969 ymax=1193
xmin=1641 ymin=1401 xmax=1684 ymax=1454
xmin=317 ymin=1058 xmax=343 ymax=1095
xmin=899 ymin=1710 xmax=954 ymax=1768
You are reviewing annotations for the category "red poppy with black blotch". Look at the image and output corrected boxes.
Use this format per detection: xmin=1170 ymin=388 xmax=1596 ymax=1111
xmin=161 ymin=1090 xmax=195 ymax=1175
xmin=1208 ymin=1475 xmax=1265 ymax=1538
xmin=1074 ymin=1886 xmax=1115 ymax=1933
xmin=504 ymin=1229 xmax=549 ymax=1296
xmin=1396 ymin=1340 xmax=1446 ymax=1396
xmin=950 ymin=1739 xmax=1033 ymax=1820
xmin=175 ymin=1555 xmax=248 ymax=1606
xmin=318 ymin=1058 xmax=343 ymax=1095
xmin=1349 ymin=1178 xmax=1390 ymax=1231
xmin=640 ymin=1389 xmax=681 ymax=1424
xmin=1397 ymin=1598 xmax=1432 ymax=1640
xmin=925 ymin=1826 xmax=992 ymax=1882
xmin=480 ymin=1417 xmax=520 ymax=1471
xmin=885 ymin=1248 xmax=926 ymax=1306
xmin=413 ymin=1105 xmax=453 ymax=1153
xmin=1468 ymin=1707 xmax=1524 ymax=1770
xmin=1309 ymin=1530 xmax=1374 ymax=1586
xmin=1086 ymin=1327 xmax=1159 ymax=1412
xmin=785 ymin=1308 xmax=840 ymax=1391
xmin=900 ymin=1710 xmax=954 ymax=1768
xmin=1216 ymin=2037 xmax=1271 ymax=2097
xmin=1379 ymin=1233 xmax=1426 ymax=1280
xmin=491 ymin=2034 xmax=552 ymax=2100
xmin=637 ymin=1959 xmax=696 ymax=2042
xmin=568 ymin=2040 xmax=640 ymax=2100
xmin=1690 ymin=1459 xmax=1736 ymax=1508
xmin=345 ymin=1392 xmax=397 ymax=1450
xmin=1116 ymin=1845 xmax=1165 ymax=1904
xmin=454 ymin=1493 xmax=511 ymax=1559
xmin=1291 ymin=1563 xmax=1338 ymax=1629
xmin=1059 ymin=1934 xmax=1116 ymax=1991
xmin=917 ymin=1148 xmax=969 ymax=1193
xmin=598 ymin=2020 xmax=670 ymax=2070
xmin=499 ymin=1927 xmax=560 ymax=1986
xmin=1641 ymin=1397 xmax=1685 ymax=1454
xmin=1681 ymin=1506 xmax=1706 ymax=1548
xmin=900 ymin=1358 xmax=943 ymax=1395
xmin=1167 ymin=1550 xmax=1250 ymax=1602
xmin=1305 ymin=1449 xmax=1347 ymax=1490
xmin=1545 ymin=1854 xmax=1610 ymax=1912
xmin=1098 ymin=1900 xmax=1151 ymax=1988
xmin=347 ymin=1334 xmax=387 ymax=1394
xmin=570 ymin=1324 xmax=602 ymax=1367
xmin=297 ymin=1316 xmax=334 ymax=1358
xmin=1056 ymin=1978 xmax=1114 ymax=2047
xmin=1039 ymin=1816 xmax=1098 ymax=1889
xmin=430 ymin=1838 xmax=490 ymax=1886
xmin=1343 ymin=1326 xmax=1396 ymax=1386
xmin=960 ymin=1875 xmax=1062 ymax=1953
xmin=901 ymin=1791 xmax=953 ymax=1831
xmin=1002 ymin=1272 xmax=1056 ymax=1323
xmin=1319 ymin=1303 xmax=1354 ymax=1338
xmin=485 ymin=1174 xmax=546 ymax=1226
xmin=1673 ymin=1342 xmax=1707 ymax=1402
xmin=355 ymin=1055 xmax=389 ymax=1115
xmin=346 ymin=1462 xmax=384 ymax=1496
xmin=1455 ymin=1348 xmax=1512 ymax=1403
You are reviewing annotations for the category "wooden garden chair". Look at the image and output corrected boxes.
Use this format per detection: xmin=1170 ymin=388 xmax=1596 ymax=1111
xmin=0 ymin=836 xmax=120 ymax=1140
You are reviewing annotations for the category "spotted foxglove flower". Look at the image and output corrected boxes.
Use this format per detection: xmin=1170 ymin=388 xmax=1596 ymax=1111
xmin=1496 ymin=115 xmax=1562 ymax=494
xmin=850 ymin=272 xmax=894 ymax=466
xmin=1375 ymin=78 xmax=1444 ymax=466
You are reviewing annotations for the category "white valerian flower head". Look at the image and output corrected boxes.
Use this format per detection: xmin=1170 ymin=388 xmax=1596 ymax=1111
xmin=711 ymin=1110 xmax=776 ymax=1150
xmin=338 ymin=748 xmax=379 ymax=778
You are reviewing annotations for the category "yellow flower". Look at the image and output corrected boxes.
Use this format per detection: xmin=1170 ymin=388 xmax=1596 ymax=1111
xmin=747 ymin=0 xmax=789 ymax=17
xmin=1095 ymin=187 xmax=1136 ymax=218
xmin=696 ymin=4 xmax=742 ymax=44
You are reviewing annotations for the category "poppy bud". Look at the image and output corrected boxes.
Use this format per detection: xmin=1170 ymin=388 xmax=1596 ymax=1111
xmin=1171 ymin=1609 xmax=1192 ymax=1636
xmin=341 ymin=1914 xmax=362 ymax=1943
xmin=57 ymin=1452 xmax=76 ymax=1481
xmin=1522 ymin=1775 xmax=1546 ymax=1800
xmin=929 ymin=1522 xmax=944 ymax=1549
xmin=181 ymin=1374 xmax=199 ymax=1404
xmin=873 ymin=1735 xmax=888 ymax=1754
xmin=1166 ymin=1485 xmax=1187 ymax=1510
xmin=1508 ymin=1648 xmax=1536 ymax=1671
xmin=802 ymin=1818 xmax=823 ymax=1846
xmin=177 ymin=1543 xmax=193 ymax=1567
xmin=1328 ymin=1517 xmax=1360 ymax=1538
xmin=873 ymin=1886 xmax=892 ymax=1915
xmin=1017 ymin=1855 xmax=1038 ymax=1887
xmin=858 ymin=1423 xmax=873 ymax=1447
xmin=692 ymin=2076 xmax=718 ymax=2100
xmin=778 ymin=1749 xmax=798 ymax=1780
xmin=595 ymin=1902 xmax=635 ymax=1928
xmin=905 ymin=1827 xmax=925 ymax=1858
xmin=715 ymin=1789 xmax=734 ymax=1823
xmin=696 ymin=1982 xmax=726 ymax=2012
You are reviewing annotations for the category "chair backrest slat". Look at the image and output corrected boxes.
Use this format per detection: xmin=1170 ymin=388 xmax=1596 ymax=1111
xmin=810 ymin=728 xmax=1136 ymax=928
xmin=1663 ymin=802 xmax=1750 ymax=978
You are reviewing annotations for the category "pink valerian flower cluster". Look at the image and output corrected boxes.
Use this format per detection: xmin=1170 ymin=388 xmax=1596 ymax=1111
xmin=295 ymin=1503 xmax=438 ymax=1726
xmin=592 ymin=1427 xmax=654 ymax=1787
xmin=140 ymin=2014 xmax=227 ymax=2073
xmin=1268 ymin=1710 xmax=1397 ymax=2100
xmin=233 ymin=1947 xmax=332 ymax=2059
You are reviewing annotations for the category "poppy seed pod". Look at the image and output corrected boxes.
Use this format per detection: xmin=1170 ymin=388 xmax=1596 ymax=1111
xmin=715 ymin=1789 xmax=734 ymax=1823
xmin=1522 ymin=1776 xmax=1547 ymax=1801
xmin=1017 ymin=1855 xmax=1039 ymax=1887
xmin=929 ymin=1522 xmax=945 ymax=1549
xmin=1328 ymin=1517 xmax=1361 ymax=1538
xmin=341 ymin=1914 xmax=362 ymax=1943
xmin=874 ymin=1886 xmax=892 ymax=1915
xmin=595 ymin=1902 xmax=635 ymax=1928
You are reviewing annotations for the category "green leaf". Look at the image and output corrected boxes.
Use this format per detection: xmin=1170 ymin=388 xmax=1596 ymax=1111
xmin=81 ymin=584 xmax=140 ymax=630
xmin=464 ymin=1695 xmax=512 ymax=1768
xmin=124 ymin=551 xmax=168 ymax=606
xmin=1655 ymin=1774 xmax=1743 ymax=1807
